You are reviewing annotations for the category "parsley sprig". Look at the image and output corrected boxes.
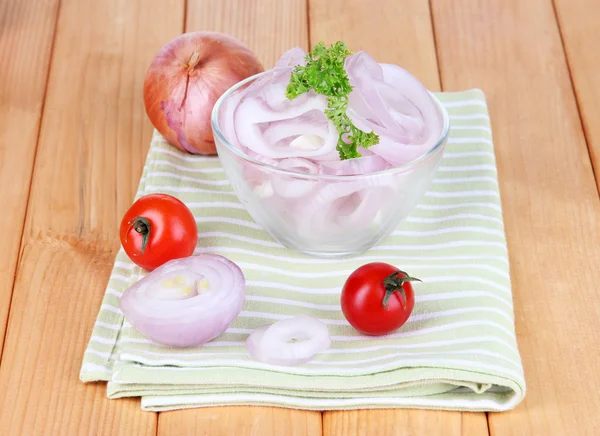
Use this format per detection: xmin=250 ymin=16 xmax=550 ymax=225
xmin=285 ymin=41 xmax=379 ymax=160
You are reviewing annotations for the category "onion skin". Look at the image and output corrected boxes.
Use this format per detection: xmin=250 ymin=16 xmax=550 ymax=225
xmin=144 ymin=32 xmax=264 ymax=155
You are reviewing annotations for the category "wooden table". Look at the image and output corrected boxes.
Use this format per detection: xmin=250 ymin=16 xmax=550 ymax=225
xmin=1 ymin=0 xmax=599 ymax=434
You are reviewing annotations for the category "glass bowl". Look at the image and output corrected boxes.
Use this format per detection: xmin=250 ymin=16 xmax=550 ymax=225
xmin=211 ymin=72 xmax=450 ymax=258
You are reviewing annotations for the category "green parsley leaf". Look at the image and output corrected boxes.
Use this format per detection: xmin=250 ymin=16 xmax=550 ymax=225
xmin=285 ymin=41 xmax=379 ymax=160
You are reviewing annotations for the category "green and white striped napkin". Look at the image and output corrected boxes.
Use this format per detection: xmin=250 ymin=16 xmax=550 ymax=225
xmin=80 ymin=89 xmax=526 ymax=412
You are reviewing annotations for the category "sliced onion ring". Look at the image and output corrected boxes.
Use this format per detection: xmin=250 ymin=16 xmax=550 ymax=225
xmin=120 ymin=254 xmax=245 ymax=348
xmin=271 ymin=157 xmax=320 ymax=198
xmin=246 ymin=315 xmax=331 ymax=366
xmin=318 ymin=154 xmax=392 ymax=175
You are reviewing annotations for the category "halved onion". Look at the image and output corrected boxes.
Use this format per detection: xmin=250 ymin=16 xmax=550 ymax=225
xmin=246 ymin=315 xmax=331 ymax=366
xmin=120 ymin=254 xmax=245 ymax=347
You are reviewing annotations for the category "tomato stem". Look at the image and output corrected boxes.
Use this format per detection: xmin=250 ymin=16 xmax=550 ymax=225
xmin=127 ymin=216 xmax=152 ymax=255
xmin=382 ymin=270 xmax=421 ymax=308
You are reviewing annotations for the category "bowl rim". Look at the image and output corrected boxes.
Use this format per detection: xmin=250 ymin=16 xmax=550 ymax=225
xmin=210 ymin=70 xmax=451 ymax=180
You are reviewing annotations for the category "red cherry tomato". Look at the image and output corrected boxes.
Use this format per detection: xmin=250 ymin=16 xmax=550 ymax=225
xmin=340 ymin=262 xmax=419 ymax=336
xmin=119 ymin=193 xmax=198 ymax=271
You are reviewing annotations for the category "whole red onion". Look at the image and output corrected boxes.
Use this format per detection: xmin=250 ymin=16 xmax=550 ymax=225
xmin=143 ymin=31 xmax=264 ymax=155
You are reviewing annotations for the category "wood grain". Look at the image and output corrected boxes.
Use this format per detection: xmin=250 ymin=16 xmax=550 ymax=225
xmin=159 ymin=406 xmax=322 ymax=436
xmin=553 ymin=0 xmax=600 ymax=190
xmin=0 ymin=0 xmax=59 ymax=354
xmin=1 ymin=0 xmax=598 ymax=434
xmin=0 ymin=0 xmax=184 ymax=434
xmin=321 ymin=410 xmax=489 ymax=436
xmin=0 ymin=239 xmax=155 ymax=436
xmin=309 ymin=0 xmax=440 ymax=90
xmin=322 ymin=410 xmax=488 ymax=436
xmin=158 ymin=1 xmax=319 ymax=434
xmin=432 ymin=0 xmax=600 ymax=434
xmin=186 ymin=0 xmax=309 ymax=69
xmin=461 ymin=413 xmax=489 ymax=435
xmin=310 ymin=1 xmax=486 ymax=434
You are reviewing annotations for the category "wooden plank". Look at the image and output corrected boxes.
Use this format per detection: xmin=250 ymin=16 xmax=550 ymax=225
xmin=461 ymin=413 xmax=489 ymax=435
xmin=553 ymin=0 xmax=600 ymax=190
xmin=159 ymin=407 xmax=322 ymax=436
xmin=323 ymin=411 xmax=457 ymax=436
xmin=322 ymin=410 xmax=489 ymax=436
xmin=186 ymin=0 xmax=309 ymax=67
xmin=310 ymin=1 xmax=487 ymax=434
xmin=432 ymin=0 xmax=600 ymax=434
xmin=0 ymin=0 xmax=59 ymax=354
xmin=158 ymin=1 xmax=320 ymax=434
xmin=0 ymin=0 xmax=184 ymax=434
xmin=308 ymin=0 xmax=440 ymax=90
